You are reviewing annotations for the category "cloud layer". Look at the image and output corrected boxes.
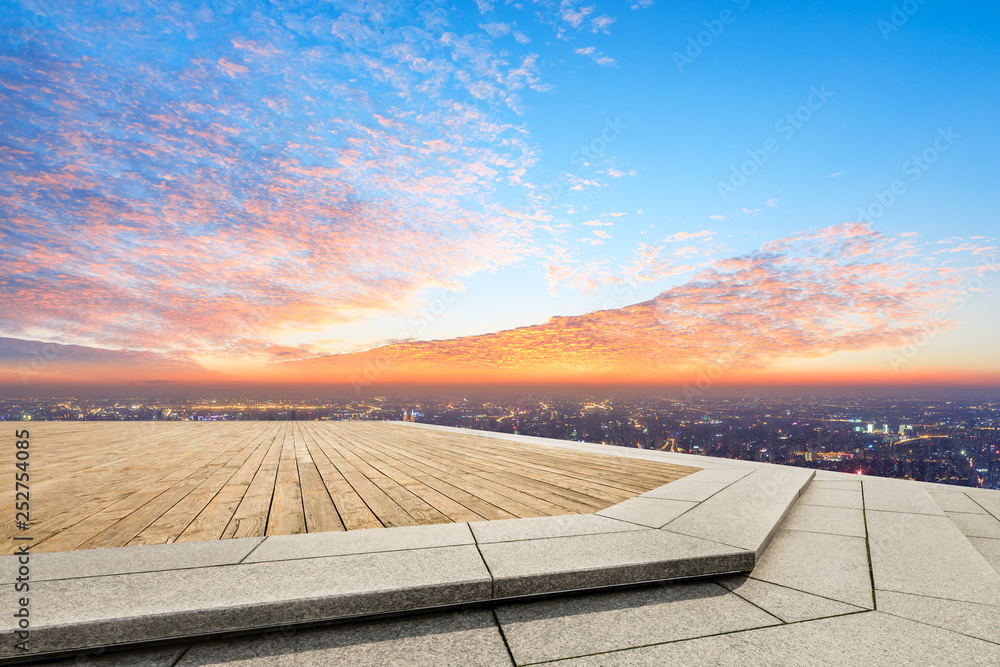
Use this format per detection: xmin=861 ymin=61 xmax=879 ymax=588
xmin=1 ymin=1 xmax=555 ymax=360
xmin=2 ymin=223 xmax=994 ymax=386
xmin=2 ymin=3 xmax=995 ymax=389
xmin=277 ymin=223 xmax=997 ymax=384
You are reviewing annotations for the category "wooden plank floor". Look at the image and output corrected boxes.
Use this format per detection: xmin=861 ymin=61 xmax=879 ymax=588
xmin=1 ymin=421 xmax=699 ymax=554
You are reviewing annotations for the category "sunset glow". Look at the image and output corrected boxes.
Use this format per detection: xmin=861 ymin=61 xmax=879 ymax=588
xmin=1 ymin=1 xmax=997 ymax=392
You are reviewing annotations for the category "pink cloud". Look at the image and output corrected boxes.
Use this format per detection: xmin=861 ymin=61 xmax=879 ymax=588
xmin=275 ymin=223 xmax=994 ymax=382
xmin=662 ymin=230 xmax=714 ymax=243
xmin=0 ymin=6 xmax=550 ymax=361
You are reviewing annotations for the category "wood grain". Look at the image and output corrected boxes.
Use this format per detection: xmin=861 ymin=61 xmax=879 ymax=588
xmin=1 ymin=421 xmax=699 ymax=553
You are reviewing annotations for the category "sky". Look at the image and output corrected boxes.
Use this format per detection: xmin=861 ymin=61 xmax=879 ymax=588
xmin=0 ymin=0 xmax=998 ymax=392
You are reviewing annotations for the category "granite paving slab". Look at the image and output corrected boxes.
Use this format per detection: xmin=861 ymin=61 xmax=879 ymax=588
xmin=747 ymin=528 xmax=873 ymax=609
xmin=663 ymin=466 xmax=814 ymax=557
xmin=0 ymin=537 xmax=264 ymax=582
xmin=947 ymin=512 xmax=1000 ymax=539
xmin=876 ymin=590 xmax=1000 ymax=645
xmin=866 ymin=510 xmax=1000 ymax=607
xmin=673 ymin=467 xmax=753 ymax=484
xmin=637 ymin=478 xmax=730 ymax=502
xmin=862 ymin=477 xmax=945 ymax=516
xmin=547 ymin=611 xmax=1000 ymax=666
xmin=479 ymin=529 xmax=753 ymax=598
xmin=595 ymin=497 xmax=696 ymax=528
xmin=808 ymin=479 xmax=861 ymax=490
xmin=968 ymin=537 xmax=1000 ymax=573
xmin=812 ymin=470 xmax=865 ymax=482
xmin=13 ymin=452 xmax=999 ymax=666
xmin=244 ymin=523 xmax=474 ymax=563
xmin=716 ymin=574 xmax=865 ymax=623
xmin=966 ymin=489 xmax=1000 ymax=518
xmin=469 ymin=514 xmax=644 ymax=544
xmin=173 ymin=610 xmax=513 ymax=667
xmin=928 ymin=491 xmax=990 ymax=514
xmin=2 ymin=545 xmax=492 ymax=657
xmin=494 ymin=580 xmax=779 ymax=664
xmin=29 ymin=646 xmax=189 ymax=667
xmin=780 ymin=503 xmax=866 ymax=538
xmin=796 ymin=486 xmax=863 ymax=509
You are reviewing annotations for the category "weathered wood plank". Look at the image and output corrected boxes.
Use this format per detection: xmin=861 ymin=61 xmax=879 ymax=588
xmin=298 ymin=425 xmax=382 ymax=531
xmin=266 ymin=424 xmax=307 ymax=536
xmin=293 ymin=423 xmax=344 ymax=534
xmin=1 ymin=421 xmax=697 ymax=553
xmin=221 ymin=424 xmax=285 ymax=539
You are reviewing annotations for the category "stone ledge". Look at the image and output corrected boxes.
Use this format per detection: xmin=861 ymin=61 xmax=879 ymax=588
xmin=664 ymin=466 xmax=814 ymax=558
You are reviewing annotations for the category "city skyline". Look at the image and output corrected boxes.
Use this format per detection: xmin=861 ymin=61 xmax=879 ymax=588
xmin=3 ymin=390 xmax=997 ymax=489
xmin=2 ymin=1 xmax=998 ymax=391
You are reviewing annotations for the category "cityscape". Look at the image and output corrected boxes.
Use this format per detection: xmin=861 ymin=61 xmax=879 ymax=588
xmin=5 ymin=391 xmax=997 ymax=490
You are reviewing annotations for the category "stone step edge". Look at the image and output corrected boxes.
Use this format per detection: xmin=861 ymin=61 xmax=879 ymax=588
xmin=2 ymin=548 xmax=754 ymax=663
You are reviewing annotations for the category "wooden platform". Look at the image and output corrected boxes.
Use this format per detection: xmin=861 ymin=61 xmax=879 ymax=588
xmin=1 ymin=421 xmax=698 ymax=554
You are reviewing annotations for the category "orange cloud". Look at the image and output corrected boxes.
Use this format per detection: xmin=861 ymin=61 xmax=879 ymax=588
xmin=0 ymin=10 xmax=543 ymax=360
xmin=1 ymin=223 xmax=995 ymax=390
xmin=269 ymin=223 xmax=998 ymax=386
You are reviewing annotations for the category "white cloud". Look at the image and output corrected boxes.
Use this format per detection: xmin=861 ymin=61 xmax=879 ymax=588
xmin=480 ymin=22 xmax=510 ymax=38
xmin=663 ymin=230 xmax=714 ymax=243
xmin=591 ymin=15 xmax=615 ymax=34
xmin=574 ymin=46 xmax=617 ymax=67
xmin=560 ymin=4 xmax=594 ymax=28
